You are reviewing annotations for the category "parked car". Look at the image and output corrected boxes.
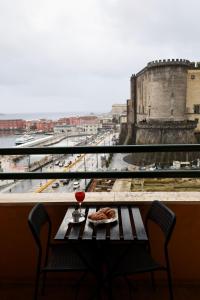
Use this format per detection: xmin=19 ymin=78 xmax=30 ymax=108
xmin=59 ymin=162 xmax=64 ymax=167
xmin=52 ymin=182 xmax=59 ymax=188
xmin=54 ymin=160 xmax=60 ymax=166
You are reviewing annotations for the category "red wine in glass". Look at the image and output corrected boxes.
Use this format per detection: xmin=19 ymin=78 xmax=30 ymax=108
xmin=75 ymin=191 xmax=85 ymax=216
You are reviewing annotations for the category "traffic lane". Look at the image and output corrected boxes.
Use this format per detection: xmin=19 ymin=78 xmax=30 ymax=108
xmin=43 ymin=178 xmax=86 ymax=193
xmin=41 ymin=152 xmax=107 ymax=193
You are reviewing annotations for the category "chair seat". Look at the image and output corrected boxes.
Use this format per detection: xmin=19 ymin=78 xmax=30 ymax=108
xmin=109 ymin=245 xmax=164 ymax=277
xmin=43 ymin=244 xmax=88 ymax=272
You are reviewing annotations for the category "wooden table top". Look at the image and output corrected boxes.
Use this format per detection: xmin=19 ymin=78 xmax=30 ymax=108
xmin=55 ymin=205 xmax=148 ymax=242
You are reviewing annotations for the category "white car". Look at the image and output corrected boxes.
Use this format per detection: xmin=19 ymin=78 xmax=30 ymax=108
xmin=149 ymin=166 xmax=156 ymax=171
xmin=73 ymin=181 xmax=80 ymax=189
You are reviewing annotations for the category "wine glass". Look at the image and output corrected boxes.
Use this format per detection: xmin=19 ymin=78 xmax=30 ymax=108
xmin=75 ymin=190 xmax=85 ymax=216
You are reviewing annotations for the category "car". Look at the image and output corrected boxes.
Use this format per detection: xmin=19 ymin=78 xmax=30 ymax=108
xmin=156 ymin=165 xmax=162 ymax=170
xmin=184 ymin=165 xmax=190 ymax=170
xmin=163 ymin=165 xmax=170 ymax=170
xmin=64 ymin=161 xmax=72 ymax=167
xmin=139 ymin=166 xmax=146 ymax=170
xmin=63 ymin=179 xmax=70 ymax=185
xmin=59 ymin=179 xmax=68 ymax=183
xmin=192 ymin=165 xmax=198 ymax=169
xmin=52 ymin=182 xmax=59 ymax=188
xmin=149 ymin=166 xmax=156 ymax=171
xmin=169 ymin=165 xmax=176 ymax=170
xmin=121 ymin=167 xmax=128 ymax=171
xmin=59 ymin=162 xmax=64 ymax=167
xmin=73 ymin=181 xmax=80 ymax=189
xmin=54 ymin=160 xmax=60 ymax=166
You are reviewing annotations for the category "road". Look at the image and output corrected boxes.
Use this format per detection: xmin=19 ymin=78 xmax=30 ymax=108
xmin=1 ymin=132 xmax=117 ymax=193
xmin=39 ymin=132 xmax=114 ymax=193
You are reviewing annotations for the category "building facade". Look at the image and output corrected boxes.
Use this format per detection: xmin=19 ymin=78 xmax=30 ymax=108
xmin=79 ymin=123 xmax=102 ymax=135
xmin=111 ymin=104 xmax=127 ymax=116
xmin=0 ymin=119 xmax=26 ymax=131
xmin=186 ymin=69 xmax=200 ymax=132
xmin=53 ymin=125 xmax=81 ymax=135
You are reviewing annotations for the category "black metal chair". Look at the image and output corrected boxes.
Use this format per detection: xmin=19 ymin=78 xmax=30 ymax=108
xmin=28 ymin=203 xmax=89 ymax=300
xmin=108 ymin=200 xmax=176 ymax=300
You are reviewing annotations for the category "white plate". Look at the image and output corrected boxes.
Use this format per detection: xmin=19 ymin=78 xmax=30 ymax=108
xmin=69 ymin=216 xmax=85 ymax=224
xmin=87 ymin=216 xmax=118 ymax=225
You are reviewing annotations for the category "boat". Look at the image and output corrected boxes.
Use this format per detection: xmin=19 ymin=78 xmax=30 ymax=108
xmin=15 ymin=134 xmax=35 ymax=145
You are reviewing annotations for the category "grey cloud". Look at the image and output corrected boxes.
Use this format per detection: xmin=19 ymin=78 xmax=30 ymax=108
xmin=0 ymin=0 xmax=199 ymax=113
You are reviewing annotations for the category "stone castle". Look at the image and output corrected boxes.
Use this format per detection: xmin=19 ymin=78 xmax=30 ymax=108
xmin=125 ymin=59 xmax=200 ymax=164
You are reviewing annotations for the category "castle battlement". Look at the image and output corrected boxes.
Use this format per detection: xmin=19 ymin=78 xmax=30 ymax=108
xmin=147 ymin=59 xmax=195 ymax=68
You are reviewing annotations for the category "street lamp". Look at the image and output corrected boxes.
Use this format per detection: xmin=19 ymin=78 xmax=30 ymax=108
xmin=27 ymin=155 xmax=31 ymax=171
xmin=96 ymin=154 xmax=99 ymax=169
xmin=83 ymin=155 xmax=87 ymax=189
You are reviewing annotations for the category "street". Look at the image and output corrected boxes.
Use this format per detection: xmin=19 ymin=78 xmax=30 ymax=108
xmin=1 ymin=131 xmax=118 ymax=193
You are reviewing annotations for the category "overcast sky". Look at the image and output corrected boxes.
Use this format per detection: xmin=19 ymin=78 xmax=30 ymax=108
xmin=0 ymin=0 xmax=200 ymax=114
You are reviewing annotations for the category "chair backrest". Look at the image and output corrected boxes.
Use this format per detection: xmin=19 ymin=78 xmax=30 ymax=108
xmin=146 ymin=200 xmax=176 ymax=246
xmin=28 ymin=203 xmax=51 ymax=251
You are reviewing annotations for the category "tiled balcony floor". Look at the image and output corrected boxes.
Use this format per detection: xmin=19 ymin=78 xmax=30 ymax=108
xmin=1 ymin=278 xmax=200 ymax=300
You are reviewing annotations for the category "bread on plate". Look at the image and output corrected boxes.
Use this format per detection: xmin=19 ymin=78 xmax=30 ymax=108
xmin=88 ymin=207 xmax=116 ymax=221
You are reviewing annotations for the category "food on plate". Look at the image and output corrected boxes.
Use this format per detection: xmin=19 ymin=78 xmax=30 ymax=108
xmin=89 ymin=212 xmax=108 ymax=220
xmin=88 ymin=207 xmax=116 ymax=221
xmin=99 ymin=207 xmax=116 ymax=218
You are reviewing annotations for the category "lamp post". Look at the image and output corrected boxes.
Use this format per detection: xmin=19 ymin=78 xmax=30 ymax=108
xmin=83 ymin=155 xmax=87 ymax=189
xmin=27 ymin=155 xmax=31 ymax=171
xmin=96 ymin=154 xmax=99 ymax=169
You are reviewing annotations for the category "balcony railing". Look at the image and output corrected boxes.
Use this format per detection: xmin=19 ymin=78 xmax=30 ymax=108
xmin=1 ymin=144 xmax=200 ymax=180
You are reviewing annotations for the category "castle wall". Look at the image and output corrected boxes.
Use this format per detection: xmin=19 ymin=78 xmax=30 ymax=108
xmin=134 ymin=125 xmax=197 ymax=164
xmin=136 ymin=126 xmax=197 ymax=145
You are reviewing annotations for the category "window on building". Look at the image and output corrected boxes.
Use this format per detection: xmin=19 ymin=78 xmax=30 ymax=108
xmin=194 ymin=105 xmax=200 ymax=114
xmin=191 ymin=74 xmax=196 ymax=80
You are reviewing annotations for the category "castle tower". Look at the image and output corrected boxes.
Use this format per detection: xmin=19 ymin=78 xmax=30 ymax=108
xmin=126 ymin=59 xmax=198 ymax=164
